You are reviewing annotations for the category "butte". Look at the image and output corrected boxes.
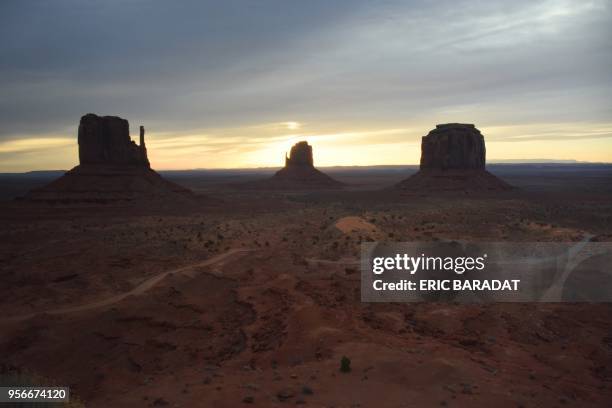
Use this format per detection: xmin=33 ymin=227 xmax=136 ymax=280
xmin=249 ymin=141 xmax=343 ymax=190
xmin=395 ymin=123 xmax=512 ymax=192
xmin=25 ymin=113 xmax=192 ymax=202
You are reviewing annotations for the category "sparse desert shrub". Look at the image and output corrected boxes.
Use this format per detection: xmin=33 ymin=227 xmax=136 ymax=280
xmin=340 ymin=356 xmax=351 ymax=373
xmin=301 ymin=385 xmax=313 ymax=395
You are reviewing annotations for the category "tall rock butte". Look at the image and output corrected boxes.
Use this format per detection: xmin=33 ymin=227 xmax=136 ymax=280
xmin=396 ymin=124 xmax=512 ymax=191
xmin=250 ymin=141 xmax=343 ymax=190
xmin=420 ymin=124 xmax=485 ymax=170
xmin=78 ymin=113 xmax=149 ymax=167
xmin=285 ymin=141 xmax=313 ymax=167
xmin=25 ymin=114 xmax=191 ymax=202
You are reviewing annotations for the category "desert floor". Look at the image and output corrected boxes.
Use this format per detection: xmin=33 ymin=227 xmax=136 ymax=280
xmin=1 ymin=166 xmax=611 ymax=407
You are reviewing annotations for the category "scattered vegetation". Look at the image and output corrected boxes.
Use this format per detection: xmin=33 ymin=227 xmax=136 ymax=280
xmin=340 ymin=356 xmax=351 ymax=373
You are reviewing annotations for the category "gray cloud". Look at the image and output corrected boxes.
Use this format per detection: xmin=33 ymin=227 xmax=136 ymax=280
xmin=1 ymin=0 xmax=611 ymax=142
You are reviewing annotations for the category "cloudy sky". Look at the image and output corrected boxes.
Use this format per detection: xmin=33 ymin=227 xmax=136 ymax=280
xmin=1 ymin=0 xmax=611 ymax=171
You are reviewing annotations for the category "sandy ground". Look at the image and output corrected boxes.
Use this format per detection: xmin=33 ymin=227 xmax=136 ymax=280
xmin=1 ymin=173 xmax=611 ymax=407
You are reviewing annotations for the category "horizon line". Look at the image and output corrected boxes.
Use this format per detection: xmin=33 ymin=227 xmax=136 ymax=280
xmin=3 ymin=160 xmax=612 ymax=175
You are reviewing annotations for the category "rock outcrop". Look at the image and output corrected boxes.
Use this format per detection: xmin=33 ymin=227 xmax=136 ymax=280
xmin=285 ymin=141 xmax=313 ymax=167
xmin=396 ymin=124 xmax=512 ymax=192
xmin=78 ymin=114 xmax=149 ymax=167
xmin=248 ymin=141 xmax=343 ymax=190
xmin=420 ymin=124 xmax=485 ymax=170
xmin=25 ymin=114 xmax=191 ymax=202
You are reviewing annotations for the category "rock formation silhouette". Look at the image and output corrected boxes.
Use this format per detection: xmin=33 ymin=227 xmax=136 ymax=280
xmin=420 ymin=124 xmax=485 ymax=170
xmin=396 ymin=124 xmax=512 ymax=191
xmin=25 ymin=114 xmax=191 ymax=202
xmin=285 ymin=141 xmax=313 ymax=167
xmin=78 ymin=114 xmax=149 ymax=167
xmin=249 ymin=141 xmax=343 ymax=190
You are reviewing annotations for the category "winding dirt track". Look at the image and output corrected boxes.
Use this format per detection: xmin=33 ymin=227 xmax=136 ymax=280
xmin=2 ymin=248 xmax=253 ymax=324
xmin=3 ymin=235 xmax=595 ymax=324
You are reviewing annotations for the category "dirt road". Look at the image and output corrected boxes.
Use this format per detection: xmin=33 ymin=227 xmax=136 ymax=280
xmin=2 ymin=248 xmax=253 ymax=323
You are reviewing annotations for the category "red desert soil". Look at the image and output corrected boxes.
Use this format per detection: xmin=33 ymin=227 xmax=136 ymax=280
xmin=1 ymin=185 xmax=611 ymax=407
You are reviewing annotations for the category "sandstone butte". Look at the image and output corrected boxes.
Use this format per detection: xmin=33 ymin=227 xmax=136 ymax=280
xmin=396 ymin=123 xmax=512 ymax=192
xmin=25 ymin=114 xmax=192 ymax=202
xmin=249 ymin=141 xmax=344 ymax=190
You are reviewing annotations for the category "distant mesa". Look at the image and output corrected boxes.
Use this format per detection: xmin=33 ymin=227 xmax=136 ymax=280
xmin=25 ymin=113 xmax=192 ymax=202
xmin=420 ymin=124 xmax=485 ymax=170
xmin=248 ymin=141 xmax=343 ymax=190
xmin=396 ymin=123 xmax=512 ymax=191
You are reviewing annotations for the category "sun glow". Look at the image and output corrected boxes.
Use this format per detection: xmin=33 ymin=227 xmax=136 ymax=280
xmin=285 ymin=121 xmax=301 ymax=131
xmin=2 ymin=121 xmax=612 ymax=172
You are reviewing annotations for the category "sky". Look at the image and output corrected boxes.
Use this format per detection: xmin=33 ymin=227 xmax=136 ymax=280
xmin=1 ymin=0 xmax=611 ymax=171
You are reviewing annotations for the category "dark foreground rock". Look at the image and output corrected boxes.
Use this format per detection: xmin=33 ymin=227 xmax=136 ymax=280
xmin=396 ymin=124 xmax=512 ymax=192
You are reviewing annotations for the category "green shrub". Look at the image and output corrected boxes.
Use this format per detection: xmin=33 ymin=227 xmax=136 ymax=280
xmin=340 ymin=356 xmax=351 ymax=373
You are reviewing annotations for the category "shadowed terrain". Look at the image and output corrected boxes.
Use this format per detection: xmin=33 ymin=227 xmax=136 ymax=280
xmin=1 ymin=165 xmax=611 ymax=407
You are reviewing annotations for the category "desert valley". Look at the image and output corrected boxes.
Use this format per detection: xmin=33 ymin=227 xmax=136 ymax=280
xmin=0 ymin=116 xmax=611 ymax=407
